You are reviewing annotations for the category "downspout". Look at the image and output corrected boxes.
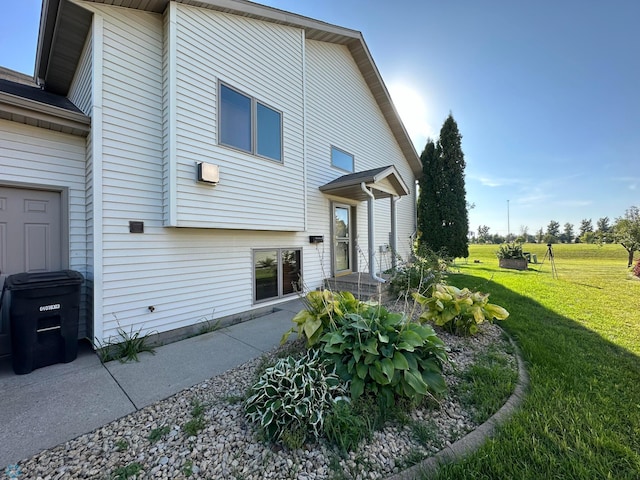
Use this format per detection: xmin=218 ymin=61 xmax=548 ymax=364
xmin=361 ymin=182 xmax=386 ymax=283
xmin=391 ymin=196 xmax=400 ymax=269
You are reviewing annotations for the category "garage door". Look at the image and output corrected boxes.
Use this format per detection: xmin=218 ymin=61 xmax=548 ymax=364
xmin=0 ymin=186 xmax=63 ymax=355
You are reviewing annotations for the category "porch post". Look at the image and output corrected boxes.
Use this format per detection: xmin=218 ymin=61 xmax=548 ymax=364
xmin=361 ymin=183 xmax=385 ymax=282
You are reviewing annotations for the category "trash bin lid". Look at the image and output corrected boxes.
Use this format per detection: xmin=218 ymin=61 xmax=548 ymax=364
xmin=5 ymin=270 xmax=84 ymax=290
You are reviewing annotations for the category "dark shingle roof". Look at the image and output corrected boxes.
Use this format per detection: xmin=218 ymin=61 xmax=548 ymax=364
xmin=0 ymin=79 xmax=82 ymax=113
xmin=319 ymin=165 xmax=410 ymax=201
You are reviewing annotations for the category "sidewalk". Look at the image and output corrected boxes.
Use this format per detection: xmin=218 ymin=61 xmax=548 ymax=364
xmin=0 ymin=298 xmax=304 ymax=469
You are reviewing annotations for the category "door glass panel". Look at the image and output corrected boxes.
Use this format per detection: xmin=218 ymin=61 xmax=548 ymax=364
xmin=335 ymin=242 xmax=349 ymax=272
xmin=255 ymin=250 xmax=278 ymax=301
xmin=335 ymin=207 xmax=349 ymax=238
xmin=334 ymin=205 xmax=351 ymax=273
xmin=282 ymin=250 xmax=301 ymax=295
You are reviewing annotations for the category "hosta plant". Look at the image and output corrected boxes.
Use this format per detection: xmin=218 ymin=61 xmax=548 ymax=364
xmin=413 ymin=283 xmax=509 ymax=336
xmin=244 ymin=349 xmax=347 ymax=445
xmin=319 ymin=303 xmax=448 ymax=408
xmin=281 ymin=290 xmax=361 ymax=346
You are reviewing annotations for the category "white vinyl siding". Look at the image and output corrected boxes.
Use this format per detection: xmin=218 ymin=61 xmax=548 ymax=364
xmin=0 ymin=120 xmax=87 ymax=273
xmin=305 ymin=40 xmax=417 ymax=277
xmin=74 ymin=3 xmax=415 ymax=344
xmin=170 ymin=5 xmax=305 ymax=230
xmin=83 ymin=4 xmax=310 ymax=342
xmin=68 ymin=32 xmax=93 ymax=116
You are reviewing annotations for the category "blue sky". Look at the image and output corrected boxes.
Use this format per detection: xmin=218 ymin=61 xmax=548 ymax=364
xmin=1 ymin=0 xmax=638 ymax=237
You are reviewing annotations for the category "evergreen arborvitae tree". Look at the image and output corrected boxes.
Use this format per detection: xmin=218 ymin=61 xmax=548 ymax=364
xmin=418 ymin=114 xmax=469 ymax=258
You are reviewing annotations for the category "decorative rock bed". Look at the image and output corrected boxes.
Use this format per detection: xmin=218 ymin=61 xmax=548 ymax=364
xmin=14 ymin=323 xmax=518 ymax=480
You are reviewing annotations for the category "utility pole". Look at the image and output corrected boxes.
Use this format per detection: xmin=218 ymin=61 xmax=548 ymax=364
xmin=507 ymin=199 xmax=510 ymax=240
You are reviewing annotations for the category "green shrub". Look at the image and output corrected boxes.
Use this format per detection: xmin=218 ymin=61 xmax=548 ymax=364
xmin=281 ymin=290 xmax=361 ymax=346
xmin=244 ymin=349 xmax=347 ymax=444
xmin=495 ymin=242 xmax=525 ymax=259
xmin=319 ymin=303 xmax=448 ymax=408
xmin=413 ymin=283 xmax=509 ymax=336
xmin=387 ymin=247 xmax=450 ymax=298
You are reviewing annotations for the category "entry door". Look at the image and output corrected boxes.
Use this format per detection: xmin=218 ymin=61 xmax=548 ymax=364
xmin=333 ymin=204 xmax=352 ymax=275
xmin=0 ymin=186 xmax=62 ymax=355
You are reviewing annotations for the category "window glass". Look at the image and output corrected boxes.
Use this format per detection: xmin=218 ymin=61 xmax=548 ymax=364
xmin=255 ymin=250 xmax=278 ymax=301
xmin=257 ymin=103 xmax=282 ymax=161
xmin=331 ymin=147 xmax=354 ymax=172
xmin=254 ymin=248 xmax=302 ymax=302
xmin=220 ymin=84 xmax=251 ymax=152
xmin=282 ymin=250 xmax=301 ymax=295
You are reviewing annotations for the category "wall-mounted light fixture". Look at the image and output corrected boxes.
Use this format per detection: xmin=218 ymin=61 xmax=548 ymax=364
xmin=197 ymin=162 xmax=220 ymax=185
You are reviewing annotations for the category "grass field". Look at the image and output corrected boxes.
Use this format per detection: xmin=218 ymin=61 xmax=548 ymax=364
xmin=428 ymin=243 xmax=640 ymax=479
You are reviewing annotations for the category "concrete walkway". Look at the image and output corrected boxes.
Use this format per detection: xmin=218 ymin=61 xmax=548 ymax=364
xmin=0 ymin=298 xmax=304 ymax=469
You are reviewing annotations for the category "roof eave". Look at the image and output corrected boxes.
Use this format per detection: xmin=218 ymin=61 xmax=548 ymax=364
xmin=0 ymin=91 xmax=91 ymax=136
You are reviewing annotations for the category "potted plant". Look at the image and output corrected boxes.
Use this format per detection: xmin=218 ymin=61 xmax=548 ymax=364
xmin=496 ymin=242 xmax=528 ymax=270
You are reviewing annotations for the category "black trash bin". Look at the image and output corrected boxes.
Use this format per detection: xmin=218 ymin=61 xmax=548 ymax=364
xmin=5 ymin=270 xmax=84 ymax=375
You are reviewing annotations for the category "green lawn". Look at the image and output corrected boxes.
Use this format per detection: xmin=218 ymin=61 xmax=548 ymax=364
xmin=428 ymin=243 xmax=640 ymax=479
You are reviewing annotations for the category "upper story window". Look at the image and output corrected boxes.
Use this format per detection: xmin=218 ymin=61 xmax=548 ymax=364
xmin=331 ymin=146 xmax=354 ymax=172
xmin=219 ymin=83 xmax=283 ymax=162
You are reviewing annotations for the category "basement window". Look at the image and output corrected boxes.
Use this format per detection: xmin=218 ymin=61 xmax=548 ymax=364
xmin=254 ymin=248 xmax=302 ymax=302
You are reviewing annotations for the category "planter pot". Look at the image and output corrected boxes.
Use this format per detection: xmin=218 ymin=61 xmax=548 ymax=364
xmin=499 ymin=258 xmax=528 ymax=271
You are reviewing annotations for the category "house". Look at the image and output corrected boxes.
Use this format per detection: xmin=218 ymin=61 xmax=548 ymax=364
xmin=0 ymin=0 xmax=421 ymax=355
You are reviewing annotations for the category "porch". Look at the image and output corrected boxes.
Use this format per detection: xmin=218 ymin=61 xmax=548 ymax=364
xmin=323 ymin=272 xmax=393 ymax=302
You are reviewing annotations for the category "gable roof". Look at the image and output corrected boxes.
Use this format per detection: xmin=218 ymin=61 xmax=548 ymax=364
xmin=319 ymin=165 xmax=410 ymax=201
xmin=35 ymin=0 xmax=421 ymax=174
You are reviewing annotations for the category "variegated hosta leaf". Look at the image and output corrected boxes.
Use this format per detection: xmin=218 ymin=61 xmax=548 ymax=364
xmin=244 ymin=349 xmax=347 ymax=443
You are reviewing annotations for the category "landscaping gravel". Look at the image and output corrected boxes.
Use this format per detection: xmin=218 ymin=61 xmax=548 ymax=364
xmin=11 ymin=322 xmax=516 ymax=480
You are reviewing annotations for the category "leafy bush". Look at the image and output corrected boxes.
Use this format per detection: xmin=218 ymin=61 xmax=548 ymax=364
xmin=387 ymin=246 xmax=450 ymax=298
xmin=495 ymin=242 xmax=525 ymax=260
xmin=319 ymin=303 xmax=448 ymax=408
xmin=413 ymin=283 xmax=509 ymax=336
xmin=245 ymin=349 xmax=347 ymax=445
xmin=281 ymin=290 xmax=360 ymax=346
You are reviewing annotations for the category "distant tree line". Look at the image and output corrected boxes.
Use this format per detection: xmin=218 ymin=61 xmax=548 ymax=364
xmin=470 ymin=206 xmax=640 ymax=267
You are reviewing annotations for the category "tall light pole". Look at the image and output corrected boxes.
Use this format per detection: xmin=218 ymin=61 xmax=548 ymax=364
xmin=507 ymin=199 xmax=510 ymax=240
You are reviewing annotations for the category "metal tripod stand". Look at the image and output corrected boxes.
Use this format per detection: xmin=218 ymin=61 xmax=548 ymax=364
xmin=541 ymin=243 xmax=558 ymax=279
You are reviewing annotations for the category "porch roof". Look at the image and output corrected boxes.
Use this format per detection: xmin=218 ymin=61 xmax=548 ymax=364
xmin=319 ymin=165 xmax=410 ymax=201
